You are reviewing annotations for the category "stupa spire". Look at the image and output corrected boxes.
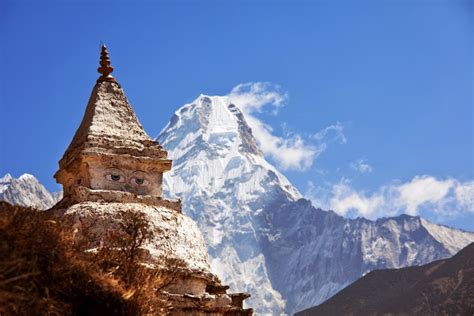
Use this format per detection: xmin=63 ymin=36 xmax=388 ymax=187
xmin=97 ymin=44 xmax=116 ymax=83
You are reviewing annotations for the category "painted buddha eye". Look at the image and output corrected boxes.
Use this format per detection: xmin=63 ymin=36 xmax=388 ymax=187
xmin=106 ymin=174 xmax=125 ymax=183
xmin=131 ymin=177 xmax=148 ymax=186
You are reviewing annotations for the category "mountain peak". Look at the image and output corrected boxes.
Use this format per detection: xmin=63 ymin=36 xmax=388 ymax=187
xmin=0 ymin=174 xmax=60 ymax=210
xmin=18 ymin=173 xmax=38 ymax=182
xmin=160 ymin=94 xmax=262 ymax=156
xmin=158 ymin=93 xmax=300 ymax=201
xmin=0 ymin=173 xmax=13 ymax=183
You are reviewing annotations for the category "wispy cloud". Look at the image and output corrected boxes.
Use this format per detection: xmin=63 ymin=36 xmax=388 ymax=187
xmin=311 ymin=122 xmax=347 ymax=145
xmin=228 ymin=82 xmax=287 ymax=113
xmin=226 ymin=82 xmax=472 ymax=224
xmin=228 ymin=82 xmax=345 ymax=171
xmin=306 ymin=176 xmax=474 ymax=220
xmin=350 ymin=158 xmax=373 ymax=174
xmin=455 ymin=181 xmax=474 ymax=210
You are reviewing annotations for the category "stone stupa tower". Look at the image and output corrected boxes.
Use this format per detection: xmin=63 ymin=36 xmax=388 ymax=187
xmin=55 ymin=45 xmax=171 ymax=200
xmin=52 ymin=45 xmax=252 ymax=315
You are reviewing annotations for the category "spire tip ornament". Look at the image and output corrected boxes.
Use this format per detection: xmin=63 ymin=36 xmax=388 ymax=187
xmin=97 ymin=44 xmax=116 ymax=83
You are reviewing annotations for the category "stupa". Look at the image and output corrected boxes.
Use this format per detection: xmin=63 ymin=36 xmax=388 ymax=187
xmin=51 ymin=45 xmax=252 ymax=315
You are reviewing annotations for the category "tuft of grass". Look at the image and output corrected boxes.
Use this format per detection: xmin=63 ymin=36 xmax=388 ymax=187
xmin=0 ymin=202 xmax=173 ymax=315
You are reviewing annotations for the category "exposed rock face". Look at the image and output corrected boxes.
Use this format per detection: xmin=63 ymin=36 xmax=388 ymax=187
xmin=48 ymin=46 xmax=252 ymax=315
xmin=0 ymin=173 xmax=61 ymax=210
xmin=259 ymin=200 xmax=474 ymax=313
xmin=296 ymin=243 xmax=474 ymax=316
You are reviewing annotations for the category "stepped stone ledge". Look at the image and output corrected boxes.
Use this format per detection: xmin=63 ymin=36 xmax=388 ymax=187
xmin=55 ymin=186 xmax=182 ymax=212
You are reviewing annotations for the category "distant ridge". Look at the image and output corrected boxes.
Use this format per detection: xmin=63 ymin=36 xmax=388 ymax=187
xmin=296 ymin=243 xmax=474 ymax=316
xmin=0 ymin=174 xmax=61 ymax=210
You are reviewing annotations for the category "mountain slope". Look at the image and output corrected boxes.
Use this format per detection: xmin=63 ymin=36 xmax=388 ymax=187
xmin=0 ymin=174 xmax=61 ymax=210
xmin=260 ymin=199 xmax=473 ymax=312
xmin=158 ymin=95 xmax=299 ymax=313
xmin=157 ymin=94 xmax=474 ymax=314
xmin=296 ymin=242 xmax=474 ymax=316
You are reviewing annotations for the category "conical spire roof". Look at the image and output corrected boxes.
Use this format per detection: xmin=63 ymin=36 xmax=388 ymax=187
xmin=97 ymin=45 xmax=116 ymax=83
xmin=57 ymin=45 xmax=169 ymax=171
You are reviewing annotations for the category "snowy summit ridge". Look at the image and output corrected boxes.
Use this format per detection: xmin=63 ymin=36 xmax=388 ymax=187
xmin=158 ymin=95 xmax=302 ymax=313
xmin=0 ymin=173 xmax=61 ymax=210
xmin=159 ymin=94 xmax=301 ymax=202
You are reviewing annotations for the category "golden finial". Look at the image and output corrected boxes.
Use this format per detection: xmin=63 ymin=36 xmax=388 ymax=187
xmin=97 ymin=44 xmax=116 ymax=83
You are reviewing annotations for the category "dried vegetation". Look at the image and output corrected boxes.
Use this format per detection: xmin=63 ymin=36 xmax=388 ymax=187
xmin=0 ymin=201 xmax=179 ymax=315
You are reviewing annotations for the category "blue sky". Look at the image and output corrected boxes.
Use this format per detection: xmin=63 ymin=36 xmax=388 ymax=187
xmin=1 ymin=0 xmax=473 ymax=230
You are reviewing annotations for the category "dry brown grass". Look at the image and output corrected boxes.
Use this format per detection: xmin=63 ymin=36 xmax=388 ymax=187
xmin=0 ymin=201 xmax=175 ymax=315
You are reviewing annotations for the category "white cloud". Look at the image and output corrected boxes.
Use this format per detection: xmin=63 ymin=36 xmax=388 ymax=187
xmin=350 ymin=158 xmax=373 ymax=174
xmin=397 ymin=176 xmax=454 ymax=215
xmin=311 ymin=122 xmax=347 ymax=145
xmin=228 ymin=82 xmax=345 ymax=171
xmin=305 ymin=175 xmax=474 ymax=220
xmin=228 ymin=82 xmax=287 ymax=113
xmin=228 ymin=84 xmax=473 ymax=223
xmin=454 ymin=181 xmax=474 ymax=212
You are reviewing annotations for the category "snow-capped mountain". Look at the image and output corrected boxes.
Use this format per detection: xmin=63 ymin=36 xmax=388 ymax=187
xmin=260 ymin=200 xmax=474 ymax=313
xmin=157 ymin=95 xmax=298 ymax=313
xmin=0 ymin=173 xmax=61 ymax=210
xmin=3 ymin=95 xmax=473 ymax=314
xmin=157 ymin=95 xmax=474 ymax=314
